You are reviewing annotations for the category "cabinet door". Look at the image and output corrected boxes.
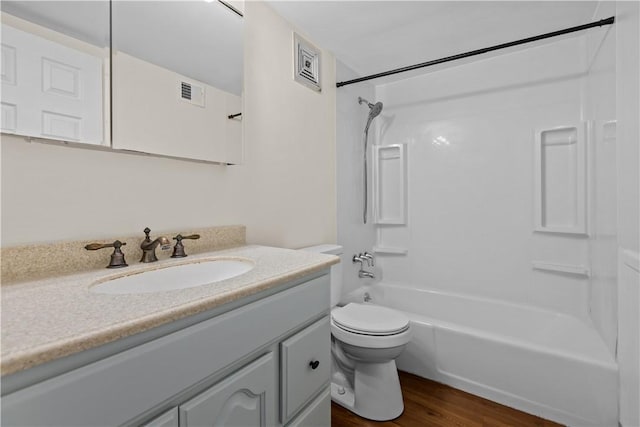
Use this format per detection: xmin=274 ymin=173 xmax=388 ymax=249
xmin=179 ymin=353 xmax=275 ymax=427
xmin=286 ymin=389 xmax=330 ymax=427
xmin=142 ymin=407 xmax=179 ymax=427
xmin=280 ymin=317 xmax=331 ymax=423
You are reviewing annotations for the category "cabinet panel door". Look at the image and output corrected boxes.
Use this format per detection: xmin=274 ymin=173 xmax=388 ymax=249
xmin=142 ymin=407 xmax=179 ymax=427
xmin=180 ymin=353 xmax=275 ymax=427
xmin=286 ymin=389 xmax=330 ymax=427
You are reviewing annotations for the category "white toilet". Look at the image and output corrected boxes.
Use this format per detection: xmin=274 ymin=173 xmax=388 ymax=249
xmin=302 ymin=245 xmax=412 ymax=421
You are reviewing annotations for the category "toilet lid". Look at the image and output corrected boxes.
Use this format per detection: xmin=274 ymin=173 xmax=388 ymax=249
xmin=331 ymin=303 xmax=410 ymax=336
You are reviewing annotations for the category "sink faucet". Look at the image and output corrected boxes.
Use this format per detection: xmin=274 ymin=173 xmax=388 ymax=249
xmin=140 ymin=227 xmax=171 ymax=263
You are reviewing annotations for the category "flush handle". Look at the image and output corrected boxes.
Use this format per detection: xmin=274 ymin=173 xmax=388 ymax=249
xmin=309 ymin=360 xmax=320 ymax=370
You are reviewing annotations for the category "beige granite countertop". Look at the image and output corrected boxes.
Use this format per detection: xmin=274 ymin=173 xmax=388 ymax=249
xmin=1 ymin=245 xmax=338 ymax=376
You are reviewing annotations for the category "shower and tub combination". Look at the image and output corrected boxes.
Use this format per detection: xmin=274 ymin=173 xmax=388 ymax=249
xmin=334 ymin=8 xmax=622 ymax=426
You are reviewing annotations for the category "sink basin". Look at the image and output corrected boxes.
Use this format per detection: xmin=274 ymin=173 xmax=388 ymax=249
xmin=90 ymin=258 xmax=255 ymax=294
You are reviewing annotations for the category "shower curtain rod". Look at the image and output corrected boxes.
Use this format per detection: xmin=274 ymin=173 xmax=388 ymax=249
xmin=336 ymin=16 xmax=615 ymax=88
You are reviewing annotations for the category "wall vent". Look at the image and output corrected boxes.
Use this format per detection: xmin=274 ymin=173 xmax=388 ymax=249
xmin=179 ymin=80 xmax=205 ymax=107
xmin=181 ymin=81 xmax=192 ymax=100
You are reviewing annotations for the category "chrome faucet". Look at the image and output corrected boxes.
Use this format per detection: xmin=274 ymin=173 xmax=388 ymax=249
xmin=353 ymin=252 xmax=375 ymax=279
xmin=359 ymin=270 xmax=375 ymax=279
xmin=140 ymin=227 xmax=171 ymax=263
xmin=362 ymin=252 xmax=374 ymax=267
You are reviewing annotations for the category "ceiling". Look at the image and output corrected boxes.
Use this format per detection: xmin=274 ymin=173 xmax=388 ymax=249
xmin=267 ymin=1 xmax=599 ymax=84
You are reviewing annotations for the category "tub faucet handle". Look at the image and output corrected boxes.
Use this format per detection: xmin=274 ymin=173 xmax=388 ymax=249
xmin=85 ymin=240 xmax=128 ymax=269
xmin=362 ymin=252 xmax=374 ymax=266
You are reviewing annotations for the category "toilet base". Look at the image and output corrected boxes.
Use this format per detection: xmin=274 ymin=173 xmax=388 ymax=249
xmin=331 ymin=360 xmax=404 ymax=421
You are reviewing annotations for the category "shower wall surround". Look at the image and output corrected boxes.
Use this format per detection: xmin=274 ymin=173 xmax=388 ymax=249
xmin=1 ymin=2 xmax=337 ymax=249
xmin=374 ymin=36 xmax=589 ymax=319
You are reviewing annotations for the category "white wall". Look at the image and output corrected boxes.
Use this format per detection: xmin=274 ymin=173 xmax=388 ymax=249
xmin=373 ymin=37 xmax=590 ymax=318
xmin=615 ymin=1 xmax=640 ymax=425
xmin=0 ymin=1 xmax=336 ymax=249
xmin=336 ymin=61 xmax=376 ymax=297
xmin=585 ymin=1 xmax=617 ymax=355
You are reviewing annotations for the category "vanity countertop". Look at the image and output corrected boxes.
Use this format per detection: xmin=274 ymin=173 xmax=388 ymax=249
xmin=1 ymin=245 xmax=338 ymax=376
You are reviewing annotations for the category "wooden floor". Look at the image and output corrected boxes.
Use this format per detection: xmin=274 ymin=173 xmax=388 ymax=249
xmin=331 ymin=371 xmax=562 ymax=427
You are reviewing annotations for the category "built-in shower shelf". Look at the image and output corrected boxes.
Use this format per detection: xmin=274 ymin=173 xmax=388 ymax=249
xmin=533 ymin=123 xmax=587 ymax=235
xmin=373 ymin=144 xmax=407 ymax=225
xmin=532 ymin=261 xmax=590 ymax=277
xmin=373 ymin=246 xmax=408 ymax=255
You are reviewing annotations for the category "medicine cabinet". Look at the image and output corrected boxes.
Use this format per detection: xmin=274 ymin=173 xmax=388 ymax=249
xmin=0 ymin=1 xmax=244 ymax=164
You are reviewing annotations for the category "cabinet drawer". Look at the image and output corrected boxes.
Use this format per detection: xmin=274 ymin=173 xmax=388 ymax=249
xmin=280 ymin=317 xmax=330 ymax=423
xmin=286 ymin=389 xmax=330 ymax=427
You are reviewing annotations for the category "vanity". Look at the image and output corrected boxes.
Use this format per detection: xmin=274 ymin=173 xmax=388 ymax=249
xmin=1 ymin=245 xmax=338 ymax=426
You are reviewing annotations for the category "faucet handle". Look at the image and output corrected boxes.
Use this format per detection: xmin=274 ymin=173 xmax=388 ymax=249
xmin=174 ymin=234 xmax=200 ymax=241
xmin=171 ymin=234 xmax=201 ymax=258
xmin=85 ymin=240 xmax=128 ymax=269
xmin=143 ymin=227 xmax=151 ymax=239
xmin=363 ymin=252 xmax=375 ymax=266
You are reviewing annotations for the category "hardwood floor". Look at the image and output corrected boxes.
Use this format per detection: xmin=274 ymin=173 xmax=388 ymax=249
xmin=331 ymin=371 xmax=563 ymax=427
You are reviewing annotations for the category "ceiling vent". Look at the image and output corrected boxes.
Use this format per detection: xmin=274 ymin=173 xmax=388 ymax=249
xmin=179 ymin=80 xmax=205 ymax=107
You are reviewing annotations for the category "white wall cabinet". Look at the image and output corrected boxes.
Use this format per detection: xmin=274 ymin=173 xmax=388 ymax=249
xmin=1 ymin=273 xmax=331 ymax=427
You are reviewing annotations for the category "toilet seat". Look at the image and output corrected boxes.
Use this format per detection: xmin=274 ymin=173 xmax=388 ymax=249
xmin=331 ymin=304 xmax=412 ymax=349
xmin=332 ymin=303 xmax=410 ymax=335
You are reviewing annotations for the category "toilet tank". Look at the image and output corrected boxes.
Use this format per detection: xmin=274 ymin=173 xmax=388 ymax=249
xmin=300 ymin=244 xmax=343 ymax=307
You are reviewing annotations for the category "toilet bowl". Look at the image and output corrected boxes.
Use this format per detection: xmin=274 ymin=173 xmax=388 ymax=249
xmin=301 ymin=245 xmax=412 ymax=422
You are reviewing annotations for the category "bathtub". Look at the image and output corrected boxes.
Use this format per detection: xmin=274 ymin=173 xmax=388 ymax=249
xmin=347 ymin=282 xmax=618 ymax=426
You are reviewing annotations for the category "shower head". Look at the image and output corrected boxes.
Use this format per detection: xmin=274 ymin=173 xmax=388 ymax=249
xmin=368 ymin=101 xmax=383 ymax=119
xmin=359 ymin=97 xmax=384 ymax=133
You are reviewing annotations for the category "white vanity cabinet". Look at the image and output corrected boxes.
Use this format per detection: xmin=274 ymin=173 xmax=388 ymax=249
xmin=1 ymin=273 xmax=331 ymax=427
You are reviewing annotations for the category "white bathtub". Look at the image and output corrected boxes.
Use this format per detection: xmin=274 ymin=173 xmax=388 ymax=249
xmin=348 ymin=282 xmax=618 ymax=426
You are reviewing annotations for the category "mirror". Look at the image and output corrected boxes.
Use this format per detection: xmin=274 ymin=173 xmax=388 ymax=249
xmin=111 ymin=1 xmax=244 ymax=164
xmin=0 ymin=1 xmax=110 ymax=145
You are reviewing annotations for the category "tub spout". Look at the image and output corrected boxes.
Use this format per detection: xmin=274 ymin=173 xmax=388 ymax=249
xmin=359 ymin=270 xmax=375 ymax=279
